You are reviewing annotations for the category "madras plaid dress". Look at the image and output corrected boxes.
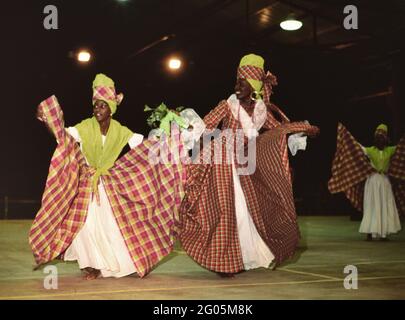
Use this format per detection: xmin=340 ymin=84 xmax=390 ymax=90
xmin=179 ymin=100 xmax=314 ymax=273
xmin=328 ymin=123 xmax=405 ymax=216
xmin=29 ymin=96 xmax=187 ymax=277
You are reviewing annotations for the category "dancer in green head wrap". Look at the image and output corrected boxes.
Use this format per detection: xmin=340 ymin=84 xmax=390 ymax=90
xmin=359 ymin=124 xmax=401 ymax=240
xmin=329 ymin=123 xmax=403 ymax=241
xmin=36 ymin=73 xmax=144 ymax=280
xmin=180 ymin=53 xmax=320 ymax=277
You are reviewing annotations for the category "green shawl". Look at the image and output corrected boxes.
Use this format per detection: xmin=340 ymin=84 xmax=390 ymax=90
xmin=365 ymin=146 xmax=396 ymax=174
xmin=75 ymin=117 xmax=133 ymax=191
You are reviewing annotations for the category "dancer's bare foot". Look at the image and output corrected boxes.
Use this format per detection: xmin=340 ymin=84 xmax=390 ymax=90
xmin=269 ymin=262 xmax=277 ymax=270
xmin=86 ymin=270 xmax=101 ymax=280
xmin=82 ymin=268 xmax=101 ymax=280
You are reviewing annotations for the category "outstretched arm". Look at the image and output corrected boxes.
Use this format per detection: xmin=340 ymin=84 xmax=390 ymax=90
xmin=262 ymin=102 xmax=291 ymax=130
xmin=35 ymin=95 xmax=66 ymax=143
xmin=262 ymin=110 xmax=280 ymax=130
xmin=203 ymin=100 xmax=228 ymax=130
xmin=306 ymin=125 xmax=320 ymax=138
xmin=268 ymin=103 xmax=290 ymax=124
xmin=36 ymin=105 xmax=54 ymax=136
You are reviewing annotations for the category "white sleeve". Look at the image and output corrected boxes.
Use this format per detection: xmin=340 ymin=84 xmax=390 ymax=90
xmin=66 ymin=127 xmax=81 ymax=143
xmin=288 ymin=132 xmax=307 ymax=156
xmin=181 ymin=130 xmax=197 ymax=150
xmin=128 ymin=133 xmax=144 ymax=149
xmin=180 ymin=109 xmax=206 ymax=150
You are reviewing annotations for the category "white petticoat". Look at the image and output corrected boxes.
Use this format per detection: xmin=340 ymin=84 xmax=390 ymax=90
xmin=232 ymin=163 xmax=275 ymax=270
xmin=359 ymin=173 xmax=401 ymax=238
xmin=64 ymin=181 xmax=138 ymax=278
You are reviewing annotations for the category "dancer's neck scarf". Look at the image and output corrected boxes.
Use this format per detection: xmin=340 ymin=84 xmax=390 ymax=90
xmin=75 ymin=117 xmax=133 ymax=192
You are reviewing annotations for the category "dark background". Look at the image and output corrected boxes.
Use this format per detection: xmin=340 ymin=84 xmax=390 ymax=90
xmin=1 ymin=0 xmax=405 ymax=218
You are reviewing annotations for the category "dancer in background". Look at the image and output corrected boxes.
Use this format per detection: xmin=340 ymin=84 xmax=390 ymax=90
xmin=329 ymin=123 xmax=404 ymax=240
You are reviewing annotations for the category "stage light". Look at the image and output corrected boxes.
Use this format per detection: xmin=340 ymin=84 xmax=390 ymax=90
xmin=168 ymin=58 xmax=182 ymax=70
xmin=280 ymin=15 xmax=303 ymax=31
xmin=77 ymin=50 xmax=91 ymax=62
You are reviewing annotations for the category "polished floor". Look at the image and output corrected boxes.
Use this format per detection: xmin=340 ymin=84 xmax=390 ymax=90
xmin=0 ymin=216 xmax=404 ymax=300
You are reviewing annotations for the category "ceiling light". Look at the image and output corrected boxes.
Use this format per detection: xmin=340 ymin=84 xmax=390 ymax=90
xmin=280 ymin=15 xmax=303 ymax=31
xmin=77 ymin=50 xmax=91 ymax=62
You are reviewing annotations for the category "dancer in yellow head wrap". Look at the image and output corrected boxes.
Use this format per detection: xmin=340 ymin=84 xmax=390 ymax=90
xmin=329 ymin=122 xmax=402 ymax=241
xmin=67 ymin=74 xmax=144 ymax=279
xmin=75 ymin=74 xmax=134 ymax=193
xmin=361 ymin=124 xmax=401 ymax=240
xmin=364 ymin=124 xmax=396 ymax=174
xmin=179 ymin=53 xmax=319 ymax=277
xmin=36 ymin=73 xmax=144 ymax=280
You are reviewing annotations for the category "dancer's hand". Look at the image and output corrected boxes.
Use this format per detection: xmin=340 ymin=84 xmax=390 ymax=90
xmin=36 ymin=106 xmax=46 ymax=122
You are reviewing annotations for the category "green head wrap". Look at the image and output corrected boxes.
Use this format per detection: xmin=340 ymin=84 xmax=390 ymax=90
xmin=92 ymin=73 xmax=124 ymax=115
xmin=376 ymin=123 xmax=388 ymax=134
xmin=237 ymin=53 xmax=278 ymax=106
xmin=238 ymin=54 xmax=265 ymax=93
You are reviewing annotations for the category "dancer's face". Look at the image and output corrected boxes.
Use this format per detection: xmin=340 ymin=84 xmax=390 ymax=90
xmin=374 ymin=130 xmax=388 ymax=150
xmin=93 ymin=100 xmax=111 ymax=123
xmin=235 ymin=78 xmax=253 ymax=101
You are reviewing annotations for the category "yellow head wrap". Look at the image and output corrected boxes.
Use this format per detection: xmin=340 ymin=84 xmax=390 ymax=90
xmin=238 ymin=54 xmax=265 ymax=93
xmin=375 ymin=124 xmax=388 ymax=134
xmin=92 ymin=73 xmax=124 ymax=115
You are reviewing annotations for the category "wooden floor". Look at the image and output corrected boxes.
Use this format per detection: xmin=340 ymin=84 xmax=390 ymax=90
xmin=0 ymin=216 xmax=404 ymax=300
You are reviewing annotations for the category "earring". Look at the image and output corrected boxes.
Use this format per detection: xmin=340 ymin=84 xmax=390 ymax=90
xmin=250 ymin=91 xmax=259 ymax=101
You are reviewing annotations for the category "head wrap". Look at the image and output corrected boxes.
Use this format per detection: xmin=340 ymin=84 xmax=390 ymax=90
xmin=375 ymin=123 xmax=388 ymax=134
xmin=237 ymin=53 xmax=278 ymax=106
xmin=92 ymin=73 xmax=124 ymax=115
